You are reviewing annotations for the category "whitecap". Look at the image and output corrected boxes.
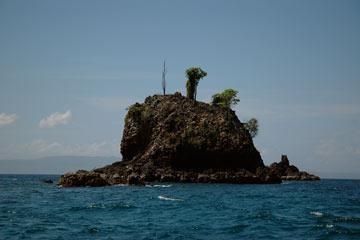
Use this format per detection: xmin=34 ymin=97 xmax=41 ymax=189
xmin=89 ymin=203 xmax=105 ymax=209
xmin=326 ymin=224 xmax=334 ymax=228
xmin=310 ymin=211 xmax=323 ymax=217
xmin=146 ymin=184 xmax=172 ymax=188
xmin=158 ymin=195 xmax=183 ymax=201
xmin=115 ymin=184 xmax=128 ymax=187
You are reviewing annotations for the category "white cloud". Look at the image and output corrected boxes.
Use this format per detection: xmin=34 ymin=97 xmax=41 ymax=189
xmin=0 ymin=113 xmax=18 ymax=127
xmin=39 ymin=110 xmax=72 ymax=128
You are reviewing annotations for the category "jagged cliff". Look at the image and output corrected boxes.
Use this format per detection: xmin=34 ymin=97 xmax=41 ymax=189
xmin=59 ymin=93 xmax=318 ymax=187
xmin=121 ymin=93 xmax=263 ymax=172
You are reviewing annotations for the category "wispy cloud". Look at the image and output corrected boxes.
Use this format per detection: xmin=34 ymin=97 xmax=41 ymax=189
xmin=0 ymin=113 xmax=18 ymax=127
xmin=39 ymin=110 xmax=72 ymax=128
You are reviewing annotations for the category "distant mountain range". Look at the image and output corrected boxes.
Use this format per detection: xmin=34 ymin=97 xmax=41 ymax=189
xmin=0 ymin=156 xmax=119 ymax=174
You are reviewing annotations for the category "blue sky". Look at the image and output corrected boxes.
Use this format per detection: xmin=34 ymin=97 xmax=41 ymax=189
xmin=0 ymin=0 xmax=359 ymax=178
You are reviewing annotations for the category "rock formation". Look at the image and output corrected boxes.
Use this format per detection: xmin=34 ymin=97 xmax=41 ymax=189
xmin=41 ymin=179 xmax=53 ymax=184
xmin=59 ymin=93 xmax=319 ymax=187
xmin=59 ymin=170 xmax=109 ymax=187
xmin=269 ymin=155 xmax=320 ymax=181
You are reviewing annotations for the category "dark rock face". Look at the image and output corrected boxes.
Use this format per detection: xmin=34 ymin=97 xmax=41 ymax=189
xmin=59 ymin=170 xmax=109 ymax=187
xmin=59 ymin=94 xmax=317 ymax=187
xmin=121 ymin=93 xmax=264 ymax=172
xmin=269 ymin=155 xmax=320 ymax=181
xmin=59 ymin=166 xmax=282 ymax=187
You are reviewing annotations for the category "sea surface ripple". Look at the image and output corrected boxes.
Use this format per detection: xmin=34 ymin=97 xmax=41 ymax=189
xmin=0 ymin=175 xmax=359 ymax=239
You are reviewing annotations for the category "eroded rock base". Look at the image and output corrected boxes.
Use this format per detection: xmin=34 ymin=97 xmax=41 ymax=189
xmin=59 ymin=164 xmax=281 ymax=187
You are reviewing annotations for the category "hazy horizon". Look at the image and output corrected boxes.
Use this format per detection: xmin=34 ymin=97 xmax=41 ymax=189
xmin=1 ymin=0 xmax=359 ymax=178
xmin=0 ymin=155 xmax=357 ymax=179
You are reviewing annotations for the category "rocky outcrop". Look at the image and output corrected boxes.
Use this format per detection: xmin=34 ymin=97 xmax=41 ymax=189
xmin=59 ymin=170 xmax=109 ymax=187
xmin=59 ymin=93 xmax=318 ymax=187
xmin=60 ymin=166 xmax=281 ymax=186
xmin=269 ymin=155 xmax=320 ymax=181
xmin=120 ymin=93 xmax=264 ymax=172
xmin=41 ymin=179 xmax=53 ymax=184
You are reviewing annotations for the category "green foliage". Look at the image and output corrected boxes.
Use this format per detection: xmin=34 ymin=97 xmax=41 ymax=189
xmin=211 ymin=89 xmax=240 ymax=109
xmin=185 ymin=67 xmax=207 ymax=100
xmin=244 ymin=118 xmax=259 ymax=138
xmin=125 ymin=103 xmax=150 ymax=126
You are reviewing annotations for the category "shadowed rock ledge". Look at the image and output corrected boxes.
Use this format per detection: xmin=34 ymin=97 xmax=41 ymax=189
xmin=59 ymin=93 xmax=319 ymax=187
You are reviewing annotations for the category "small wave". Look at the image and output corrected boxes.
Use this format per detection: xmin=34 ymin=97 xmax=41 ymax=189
xmin=70 ymin=202 xmax=134 ymax=211
xmin=158 ymin=195 xmax=183 ymax=201
xmin=310 ymin=211 xmax=324 ymax=217
xmin=110 ymin=203 xmax=135 ymax=209
xmin=88 ymin=227 xmax=99 ymax=234
xmin=326 ymin=224 xmax=334 ymax=228
xmin=336 ymin=216 xmax=360 ymax=223
xmin=89 ymin=202 xmax=134 ymax=209
xmin=89 ymin=203 xmax=106 ymax=209
xmin=115 ymin=184 xmax=128 ymax=187
xmin=146 ymin=184 xmax=172 ymax=188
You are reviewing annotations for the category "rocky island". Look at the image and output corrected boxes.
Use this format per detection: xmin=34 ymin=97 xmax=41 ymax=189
xmin=59 ymin=93 xmax=319 ymax=187
xmin=59 ymin=67 xmax=319 ymax=187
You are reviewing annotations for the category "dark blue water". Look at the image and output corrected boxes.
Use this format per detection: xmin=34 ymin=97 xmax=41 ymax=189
xmin=0 ymin=175 xmax=359 ymax=239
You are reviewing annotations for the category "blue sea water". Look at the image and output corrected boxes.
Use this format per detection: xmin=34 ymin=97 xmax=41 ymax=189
xmin=0 ymin=175 xmax=359 ymax=239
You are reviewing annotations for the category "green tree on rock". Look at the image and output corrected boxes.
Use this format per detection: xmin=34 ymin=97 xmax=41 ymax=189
xmin=186 ymin=67 xmax=207 ymax=100
xmin=244 ymin=118 xmax=259 ymax=138
xmin=211 ymin=88 xmax=240 ymax=109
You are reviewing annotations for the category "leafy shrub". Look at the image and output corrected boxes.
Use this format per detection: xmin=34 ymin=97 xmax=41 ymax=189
xmin=125 ymin=103 xmax=150 ymax=126
xmin=211 ymin=89 xmax=240 ymax=109
xmin=244 ymin=118 xmax=259 ymax=138
xmin=185 ymin=67 xmax=207 ymax=100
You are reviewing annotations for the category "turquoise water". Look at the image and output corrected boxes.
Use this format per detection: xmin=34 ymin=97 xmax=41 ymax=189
xmin=0 ymin=175 xmax=359 ymax=239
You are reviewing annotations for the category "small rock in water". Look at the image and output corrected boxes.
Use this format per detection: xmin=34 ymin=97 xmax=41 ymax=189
xmin=41 ymin=179 xmax=53 ymax=184
xmin=58 ymin=170 xmax=109 ymax=187
xmin=269 ymin=155 xmax=320 ymax=181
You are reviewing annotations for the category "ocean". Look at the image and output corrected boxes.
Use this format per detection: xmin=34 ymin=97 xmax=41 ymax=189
xmin=0 ymin=175 xmax=359 ymax=239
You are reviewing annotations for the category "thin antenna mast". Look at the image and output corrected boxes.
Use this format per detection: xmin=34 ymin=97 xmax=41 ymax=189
xmin=162 ymin=60 xmax=167 ymax=95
